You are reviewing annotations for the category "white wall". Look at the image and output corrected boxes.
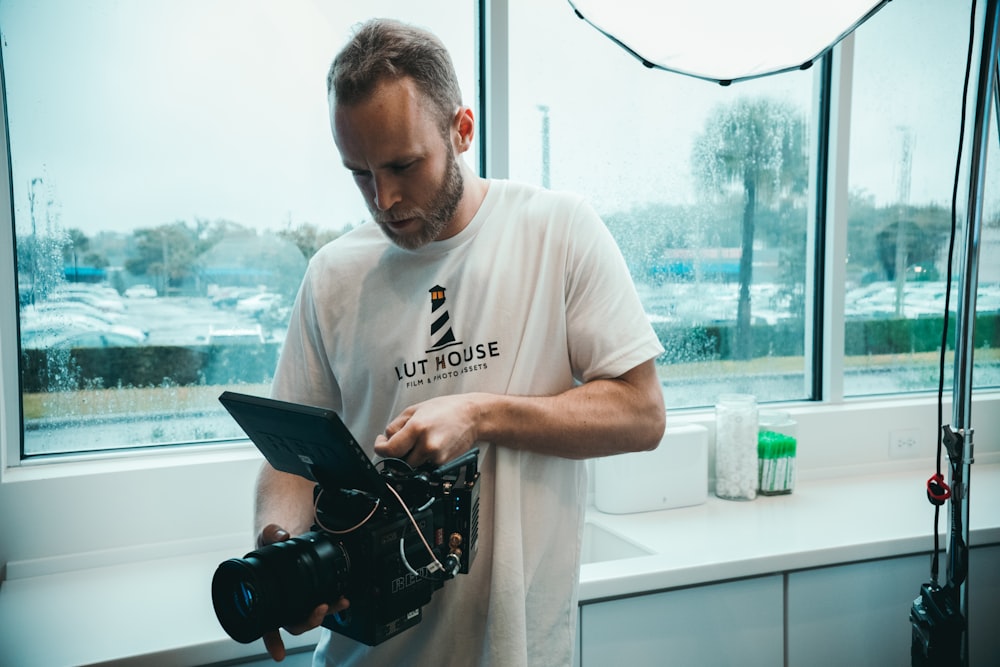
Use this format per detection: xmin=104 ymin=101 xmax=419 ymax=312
xmin=2 ymin=390 xmax=998 ymax=578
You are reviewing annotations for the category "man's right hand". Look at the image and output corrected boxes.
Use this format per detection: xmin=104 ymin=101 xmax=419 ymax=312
xmin=256 ymin=524 xmax=350 ymax=662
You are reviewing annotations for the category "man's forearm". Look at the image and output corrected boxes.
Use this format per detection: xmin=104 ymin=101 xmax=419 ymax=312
xmin=479 ymin=358 xmax=665 ymax=459
xmin=254 ymin=463 xmax=317 ymax=540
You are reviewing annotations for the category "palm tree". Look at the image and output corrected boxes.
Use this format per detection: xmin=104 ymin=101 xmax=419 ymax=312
xmin=692 ymin=97 xmax=807 ymax=360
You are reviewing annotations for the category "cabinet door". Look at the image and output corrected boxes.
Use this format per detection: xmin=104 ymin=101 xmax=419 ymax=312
xmin=579 ymin=575 xmax=783 ymax=667
xmin=787 ymin=546 xmax=1000 ymax=667
xmin=969 ymin=544 xmax=1000 ymax=666
xmin=787 ymin=554 xmax=927 ymax=667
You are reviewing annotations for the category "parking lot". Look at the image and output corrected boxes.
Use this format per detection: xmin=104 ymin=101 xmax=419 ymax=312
xmin=21 ymin=279 xmax=1000 ymax=350
xmin=121 ymin=295 xmax=279 ymax=346
xmin=20 ymin=285 xmax=288 ymax=349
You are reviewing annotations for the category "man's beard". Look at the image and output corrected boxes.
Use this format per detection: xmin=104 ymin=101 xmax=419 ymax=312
xmin=374 ymin=149 xmax=464 ymax=250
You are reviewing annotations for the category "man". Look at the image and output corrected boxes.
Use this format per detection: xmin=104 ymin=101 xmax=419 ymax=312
xmin=255 ymin=18 xmax=665 ymax=666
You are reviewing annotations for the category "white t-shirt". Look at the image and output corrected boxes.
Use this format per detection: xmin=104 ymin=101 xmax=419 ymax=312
xmin=271 ymin=179 xmax=663 ymax=666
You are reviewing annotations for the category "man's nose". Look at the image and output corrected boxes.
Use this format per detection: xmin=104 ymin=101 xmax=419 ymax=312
xmin=372 ymin=174 xmax=402 ymax=211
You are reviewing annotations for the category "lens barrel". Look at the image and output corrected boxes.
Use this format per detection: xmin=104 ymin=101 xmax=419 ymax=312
xmin=211 ymin=531 xmax=350 ymax=644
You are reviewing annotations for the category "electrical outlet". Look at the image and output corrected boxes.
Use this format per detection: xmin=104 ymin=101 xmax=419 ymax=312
xmin=889 ymin=428 xmax=921 ymax=459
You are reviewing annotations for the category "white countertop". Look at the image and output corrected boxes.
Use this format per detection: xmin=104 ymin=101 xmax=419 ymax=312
xmin=1 ymin=464 xmax=997 ymax=667
xmin=582 ymin=464 xmax=1000 ymax=601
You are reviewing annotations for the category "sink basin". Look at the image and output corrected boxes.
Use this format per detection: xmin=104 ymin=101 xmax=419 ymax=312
xmin=581 ymin=522 xmax=653 ymax=564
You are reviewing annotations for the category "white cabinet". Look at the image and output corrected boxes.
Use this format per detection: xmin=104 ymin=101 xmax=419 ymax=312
xmin=786 ymin=545 xmax=1000 ymax=667
xmin=578 ymin=575 xmax=783 ymax=667
xmin=577 ymin=545 xmax=998 ymax=667
xmin=787 ymin=553 xmax=927 ymax=667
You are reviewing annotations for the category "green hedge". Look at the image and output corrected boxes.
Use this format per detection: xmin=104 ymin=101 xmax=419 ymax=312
xmin=845 ymin=312 xmax=999 ymax=356
xmin=21 ymin=343 xmax=282 ymax=393
xmin=20 ymin=313 xmax=999 ymax=393
xmin=651 ymin=312 xmax=999 ymax=362
xmin=651 ymin=320 xmax=806 ymax=361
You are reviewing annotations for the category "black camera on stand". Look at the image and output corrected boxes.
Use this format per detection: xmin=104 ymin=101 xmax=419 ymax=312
xmin=211 ymin=392 xmax=480 ymax=647
xmin=909 ymin=581 xmax=963 ymax=666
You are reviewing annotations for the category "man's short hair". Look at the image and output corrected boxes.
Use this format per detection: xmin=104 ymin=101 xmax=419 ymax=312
xmin=327 ymin=18 xmax=463 ymax=135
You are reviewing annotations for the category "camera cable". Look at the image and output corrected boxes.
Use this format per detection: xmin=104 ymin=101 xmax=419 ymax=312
xmin=383 ymin=481 xmax=448 ymax=575
xmin=313 ymin=488 xmax=381 ymax=535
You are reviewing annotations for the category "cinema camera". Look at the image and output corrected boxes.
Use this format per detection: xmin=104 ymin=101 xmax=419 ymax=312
xmin=211 ymin=392 xmax=481 ymax=647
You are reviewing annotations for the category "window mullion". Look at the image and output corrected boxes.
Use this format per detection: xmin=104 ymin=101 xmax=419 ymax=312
xmin=821 ymin=33 xmax=855 ymax=404
xmin=479 ymin=0 xmax=510 ymax=179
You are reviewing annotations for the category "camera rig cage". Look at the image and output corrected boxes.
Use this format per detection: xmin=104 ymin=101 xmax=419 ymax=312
xmin=215 ymin=391 xmax=480 ymax=646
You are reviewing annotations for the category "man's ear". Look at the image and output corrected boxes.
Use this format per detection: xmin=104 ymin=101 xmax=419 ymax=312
xmin=453 ymin=106 xmax=475 ymax=153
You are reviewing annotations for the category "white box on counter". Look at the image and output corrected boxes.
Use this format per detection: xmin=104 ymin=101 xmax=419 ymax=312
xmin=594 ymin=423 xmax=708 ymax=514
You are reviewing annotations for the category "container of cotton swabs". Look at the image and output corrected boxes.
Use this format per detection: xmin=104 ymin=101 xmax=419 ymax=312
xmin=757 ymin=411 xmax=797 ymax=496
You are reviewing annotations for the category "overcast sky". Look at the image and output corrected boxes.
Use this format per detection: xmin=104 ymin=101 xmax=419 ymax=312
xmin=2 ymin=0 xmax=996 ymax=238
xmin=2 ymin=1 xmax=476 ymax=236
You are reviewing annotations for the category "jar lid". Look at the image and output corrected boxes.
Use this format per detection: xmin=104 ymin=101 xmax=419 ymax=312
xmin=759 ymin=410 xmax=793 ymax=426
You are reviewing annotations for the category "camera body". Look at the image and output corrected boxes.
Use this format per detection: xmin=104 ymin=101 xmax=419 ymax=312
xmin=212 ymin=447 xmax=480 ymax=647
xmin=316 ymin=455 xmax=480 ymax=645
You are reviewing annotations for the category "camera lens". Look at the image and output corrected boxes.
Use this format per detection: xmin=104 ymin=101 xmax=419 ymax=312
xmin=233 ymin=581 xmax=257 ymax=618
xmin=212 ymin=531 xmax=350 ymax=644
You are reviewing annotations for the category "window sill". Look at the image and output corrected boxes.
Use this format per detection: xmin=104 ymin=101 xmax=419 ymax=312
xmin=1 ymin=441 xmax=260 ymax=485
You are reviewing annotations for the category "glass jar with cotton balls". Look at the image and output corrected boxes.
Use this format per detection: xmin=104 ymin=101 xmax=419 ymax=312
xmin=714 ymin=393 xmax=759 ymax=500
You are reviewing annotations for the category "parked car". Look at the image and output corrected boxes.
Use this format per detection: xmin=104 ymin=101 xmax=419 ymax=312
xmin=234 ymin=292 xmax=283 ymax=316
xmin=23 ymin=301 xmax=123 ymax=324
xmin=124 ymin=284 xmax=158 ymax=298
xmin=211 ymin=286 xmax=259 ymax=308
xmin=21 ymin=328 xmax=145 ymax=349
xmin=51 ymin=285 xmax=126 ymax=313
xmin=21 ymin=311 xmax=148 ymax=347
xmin=207 ymin=324 xmax=266 ymax=345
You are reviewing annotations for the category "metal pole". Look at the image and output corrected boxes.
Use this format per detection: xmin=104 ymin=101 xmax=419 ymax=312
xmin=947 ymin=0 xmax=999 ymax=664
xmin=994 ymin=37 xmax=1000 ymax=142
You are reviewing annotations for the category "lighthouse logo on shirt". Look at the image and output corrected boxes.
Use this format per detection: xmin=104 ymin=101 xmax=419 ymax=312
xmin=393 ymin=284 xmax=500 ymax=387
xmin=426 ymin=285 xmax=461 ymax=353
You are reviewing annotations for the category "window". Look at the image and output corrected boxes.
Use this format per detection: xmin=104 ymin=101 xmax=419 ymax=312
xmin=510 ymin=0 xmax=813 ymax=408
xmin=844 ymin=0 xmax=1000 ymax=395
xmin=3 ymin=1 xmax=476 ymax=458
xmin=507 ymin=0 xmax=998 ymax=408
xmin=4 ymin=0 xmax=997 ymax=464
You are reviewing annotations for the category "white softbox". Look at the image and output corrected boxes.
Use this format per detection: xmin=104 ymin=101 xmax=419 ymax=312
xmin=567 ymin=0 xmax=892 ymax=84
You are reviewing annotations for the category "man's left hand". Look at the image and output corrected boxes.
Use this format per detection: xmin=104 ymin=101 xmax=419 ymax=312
xmin=373 ymin=393 xmax=485 ymax=466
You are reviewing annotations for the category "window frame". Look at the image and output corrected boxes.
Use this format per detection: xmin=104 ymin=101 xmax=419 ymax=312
xmin=0 ymin=52 xmax=20 ymax=474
